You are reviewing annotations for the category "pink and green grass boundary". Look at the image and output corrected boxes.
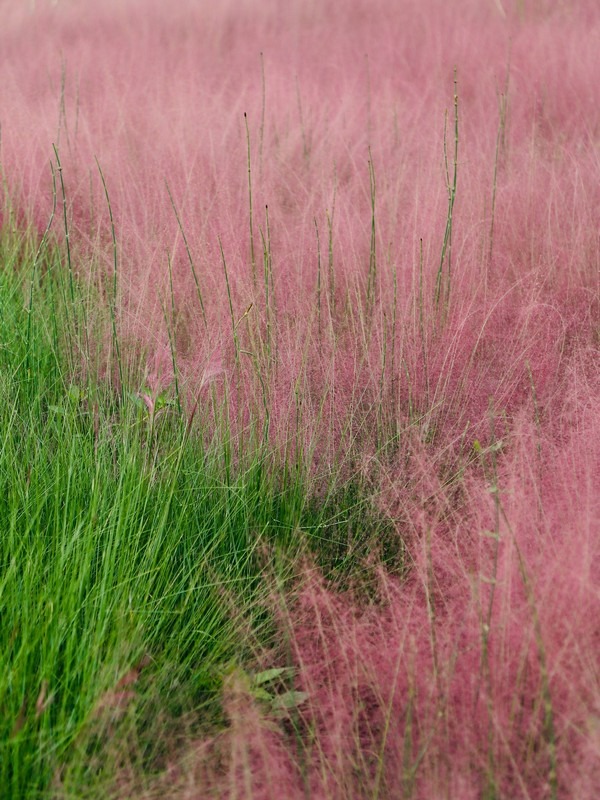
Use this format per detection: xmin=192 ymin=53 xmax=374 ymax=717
xmin=1 ymin=0 xmax=598 ymax=796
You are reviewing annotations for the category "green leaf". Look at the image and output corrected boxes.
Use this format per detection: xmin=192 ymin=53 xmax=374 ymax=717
xmin=271 ymin=690 xmax=309 ymax=710
xmin=252 ymin=688 xmax=273 ymax=703
xmin=67 ymin=385 xmax=83 ymax=403
xmin=155 ymin=392 xmax=175 ymax=411
xmin=253 ymin=667 xmax=293 ymax=686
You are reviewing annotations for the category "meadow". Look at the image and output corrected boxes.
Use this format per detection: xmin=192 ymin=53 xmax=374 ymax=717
xmin=0 ymin=0 xmax=598 ymax=797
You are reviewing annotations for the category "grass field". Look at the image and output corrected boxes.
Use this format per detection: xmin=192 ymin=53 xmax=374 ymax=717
xmin=1 ymin=0 xmax=599 ymax=797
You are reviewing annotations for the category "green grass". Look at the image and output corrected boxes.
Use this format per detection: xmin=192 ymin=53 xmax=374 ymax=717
xmin=0 ymin=223 xmax=402 ymax=797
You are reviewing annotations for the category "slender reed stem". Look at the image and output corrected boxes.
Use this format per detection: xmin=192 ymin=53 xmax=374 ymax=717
xmin=244 ymin=112 xmax=256 ymax=287
xmin=367 ymin=147 xmax=377 ymax=317
xmin=435 ymin=69 xmax=459 ymax=317
xmin=489 ymin=64 xmax=509 ymax=267
xmin=27 ymin=161 xmax=57 ymax=359
xmin=259 ymin=52 xmax=266 ymax=176
xmin=219 ymin=235 xmax=239 ymax=362
xmin=166 ymin=251 xmax=182 ymax=416
xmin=165 ymin=179 xmax=207 ymax=330
xmin=95 ymin=156 xmax=124 ymax=401
xmin=314 ymin=216 xmax=322 ymax=350
xmin=52 ymin=144 xmax=74 ymax=305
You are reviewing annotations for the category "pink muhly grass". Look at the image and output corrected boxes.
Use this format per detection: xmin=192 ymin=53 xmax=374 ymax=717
xmin=1 ymin=0 xmax=599 ymax=796
xmin=194 ymin=386 xmax=597 ymax=799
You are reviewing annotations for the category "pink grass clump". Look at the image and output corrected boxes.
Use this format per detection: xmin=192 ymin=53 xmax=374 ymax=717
xmin=150 ymin=377 xmax=598 ymax=799
xmin=1 ymin=0 xmax=599 ymax=796
xmin=283 ymin=389 xmax=599 ymax=799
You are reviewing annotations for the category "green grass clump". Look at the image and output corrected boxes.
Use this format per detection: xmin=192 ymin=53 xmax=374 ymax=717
xmin=0 ymin=224 xmax=401 ymax=797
